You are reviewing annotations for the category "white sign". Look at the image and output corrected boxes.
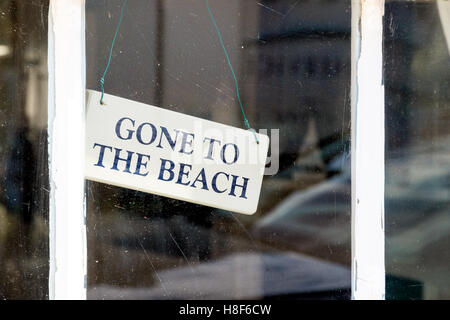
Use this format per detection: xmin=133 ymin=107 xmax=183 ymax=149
xmin=85 ymin=90 xmax=269 ymax=215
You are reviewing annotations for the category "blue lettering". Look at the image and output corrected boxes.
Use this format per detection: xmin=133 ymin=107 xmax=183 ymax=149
xmin=212 ymin=172 xmax=229 ymax=193
xmin=157 ymin=126 xmax=179 ymax=150
xmin=190 ymin=168 xmax=209 ymax=190
xmin=115 ymin=117 xmax=135 ymax=140
xmin=93 ymin=143 xmax=112 ymax=168
xmin=179 ymin=131 xmax=195 ymax=155
xmin=229 ymin=175 xmax=249 ymax=199
xmin=136 ymin=122 xmax=157 ymax=145
xmin=158 ymin=158 xmax=175 ymax=181
xmin=220 ymin=143 xmax=239 ymax=164
xmin=134 ymin=153 xmax=151 ymax=176
xmin=203 ymin=137 xmax=221 ymax=160
xmin=176 ymin=163 xmax=192 ymax=185
xmin=111 ymin=148 xmax=134 ymax=173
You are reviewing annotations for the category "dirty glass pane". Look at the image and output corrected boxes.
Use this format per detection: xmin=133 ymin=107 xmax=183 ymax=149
xmin=384 ymin=0 xmax=450 ymax=300
xmin=0 ymin=0 xmax=49 ymax=299
xmin=86 ymin=0 xmax=351 ymax=299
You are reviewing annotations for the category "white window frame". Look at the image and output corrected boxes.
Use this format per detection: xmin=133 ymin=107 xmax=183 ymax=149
xmin=47 ymin=0 xmax=385 ymax=300
xmin=48 ymin=0 xmax=87 ymax=300
xmin=351 ymin=0 xmax=385 ymax=300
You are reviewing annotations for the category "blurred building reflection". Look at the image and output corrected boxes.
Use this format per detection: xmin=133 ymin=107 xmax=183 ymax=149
xmin=0 ymin=0 xmax=445 ymax=301
xmin=86 ymin=0 xmax=351 ymax=300
xmin=0 ymin=0 xmax=49 ymax=299
xmin=384 ymin=0 xmax=450 ymax=299
xmin=255 ymin=0 xmax=450 ymax=300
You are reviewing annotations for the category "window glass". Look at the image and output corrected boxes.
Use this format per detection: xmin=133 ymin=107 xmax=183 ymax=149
xmin=86 ymin=0 xmax=351 ymax=299
xmin=0 ymin=0 xmax=49 ymax=299
xmin=384 ymin=0 xmax=450 ymax=299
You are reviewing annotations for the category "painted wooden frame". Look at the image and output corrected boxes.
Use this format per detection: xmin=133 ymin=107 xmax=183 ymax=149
xmin=47 ymin=0 xmax=385 ymax=300
xmin=48 ymin=0 xmax=87 ymax=300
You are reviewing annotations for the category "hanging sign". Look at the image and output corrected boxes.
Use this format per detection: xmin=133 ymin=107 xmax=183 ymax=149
xmin=85 ymin=90 xmax=269 ymax=215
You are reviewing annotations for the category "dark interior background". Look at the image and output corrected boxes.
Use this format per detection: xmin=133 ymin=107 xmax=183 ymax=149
xmin=1 ymin=0 xmax=446 ymax=301
xmin=384 ymin=0 xmax=450 ymax=300
xmin=85 ymin=0 xmax=352 ymax=300
xmin=0 ymin=0 xmax=49 ymax=300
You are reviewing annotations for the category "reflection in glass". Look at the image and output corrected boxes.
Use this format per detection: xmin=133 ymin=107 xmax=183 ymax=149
xmin=384 ymin=0 xmax=450 ymax=300
xmin=0 ymin=0 xmax=49 ymax=299
xmin=86 ymin=0 xmax=351 ymax=299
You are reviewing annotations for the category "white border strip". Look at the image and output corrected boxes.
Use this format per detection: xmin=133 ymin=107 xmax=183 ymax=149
xmin=48 ymin=0 xmax=87 ymax=300
xmin=45 ymin=0 xmax=385 ymax=300
xmin=351 ymin=0 xmax=385 ymax=300
xmin=437 ymin=0 xmax=450 ymax=54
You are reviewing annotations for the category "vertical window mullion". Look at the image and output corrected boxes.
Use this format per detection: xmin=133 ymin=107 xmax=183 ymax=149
xmin=48 ymin=0 xmax=87 ymax=300
xmin=46 ymin=0 xmax=386 ymax=300
xmin=351 ymin=0 xmax=385 ymax=300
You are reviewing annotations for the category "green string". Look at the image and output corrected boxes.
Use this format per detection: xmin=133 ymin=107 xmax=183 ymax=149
xmin=206 ymin=0 xmax=259 ymax=144
xmin=99 ymin=0 xmax=259 ymax=144
xmin=99 ymin=0 xmax=128 ymax=105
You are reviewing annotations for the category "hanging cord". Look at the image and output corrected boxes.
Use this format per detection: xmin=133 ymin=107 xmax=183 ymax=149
xmin=206 ymin=0 xmax=259 ymax=144
xmin=99 ymin=0 xmax=128 ymax=105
